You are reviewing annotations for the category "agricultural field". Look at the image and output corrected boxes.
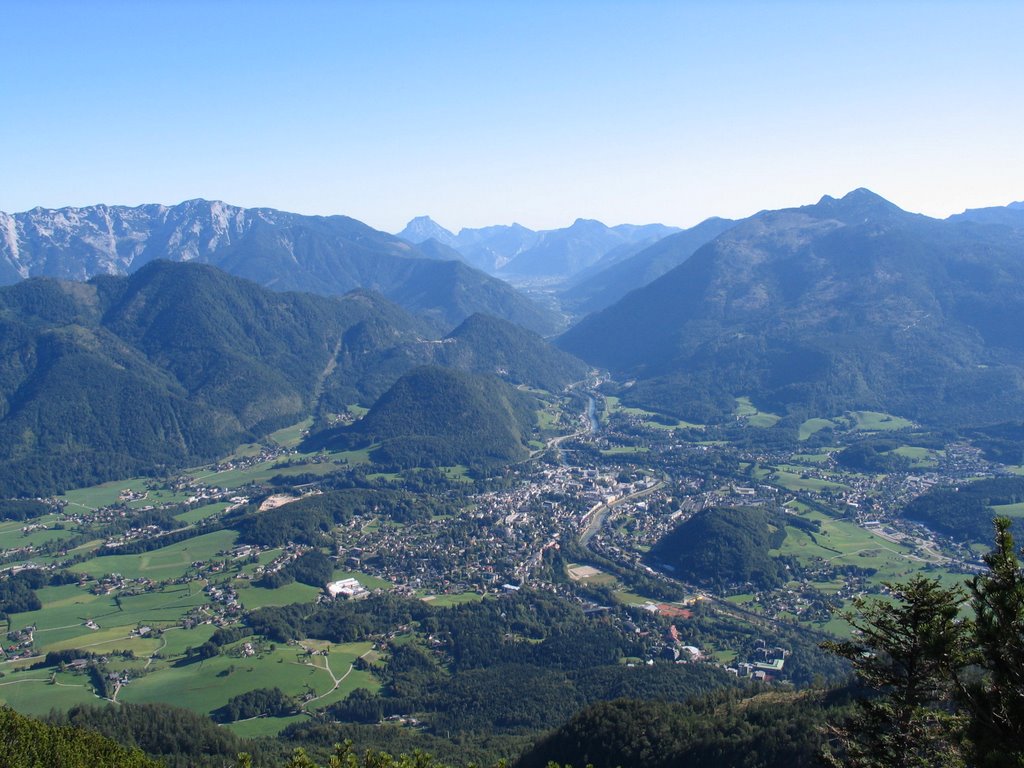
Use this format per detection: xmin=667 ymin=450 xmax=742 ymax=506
xmin=70 ymin=530 xmax=239 ymax=581
xmin=774 ymin=507 xmax=936 ymax=590
xmin=769 ymin=469 xmax=850 ymax=493
xmin=0 ymin=667 xmax=101 ymax=715
xmin=6 ymin=581 xmax=212 ymax=654
xmin=601 ymin=446 xmax=650 ymax=456
xmin=845 ymin=411 xmax=915 ymax=432
xmin=60 ymin=479 xmax=148 ymax=512
xmin=421 ymin=592 xmax=484 ymax=607
xmin=0 ymin=517 xmax=75 ymax=551
xmin=187 ymin=450 xmax=370 ymax=490
xmin=991 ymin=501 xmax=1024 ymax=518
xmin=788 ymin=451 xmax=834 ymax=465
xmin=798 ymin=418 xmax=835 ymax=441
xmin=605 ymin=396 xmax=703 ymax=430
xmin=892 ymin=445 xmax=943 ymax=468
xmin=735 ymin=397 xmax=781 ymax=428
xmin=174 ymin=501 xmax=231 ymax=524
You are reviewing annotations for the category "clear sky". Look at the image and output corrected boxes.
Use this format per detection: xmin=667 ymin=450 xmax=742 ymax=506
xmin=2 ymin=0 xmax=1022 ymax=232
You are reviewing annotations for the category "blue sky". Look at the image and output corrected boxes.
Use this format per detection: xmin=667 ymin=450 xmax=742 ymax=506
xmin=2 ymin=1 xmax=1022 ymax=231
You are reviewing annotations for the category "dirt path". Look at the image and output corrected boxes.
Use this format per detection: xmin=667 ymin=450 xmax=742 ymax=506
xmin=299 ymin=645 xmax=373 ymax=707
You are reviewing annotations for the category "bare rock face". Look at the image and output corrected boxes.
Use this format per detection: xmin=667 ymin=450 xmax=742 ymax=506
xmin=0 ymin=200 xmax=559 ymax=334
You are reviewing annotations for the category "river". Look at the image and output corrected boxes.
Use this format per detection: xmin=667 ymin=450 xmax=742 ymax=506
xmin=586 ymin=396 xmax=599 ymax=433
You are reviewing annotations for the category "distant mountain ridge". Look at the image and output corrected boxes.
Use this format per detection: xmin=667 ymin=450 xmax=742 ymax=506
xmin=559 ymin=216 xmax=737 ymax=314
xmin=397 ymin=216 xmax=680 ymax=281
xmin=0 ymin=200 xmax=559 ymax=334
xmin=559 ymin=189 xmax=1024 ymax=427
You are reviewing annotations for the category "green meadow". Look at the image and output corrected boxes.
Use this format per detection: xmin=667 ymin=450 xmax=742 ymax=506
xmin=60 ymin=479 xmax=160 ymax=511
xmin=991 ymin=501 xmax=1024 ymax=518
xmin=774 ymin=507 xmax=932 ymax=590
xmin=174 ymin=501 xmax=230 ymax=524
xmin=601 ymin=446 xmax=650 ymax=456
xmin=269 ymin=418 xmax=314 ymax=448
xmin=0 ymin=668 xmax=101 ymax=715
xmin=0 ymin=518 xmax=76 ymax=551
xmin=770 ymin=470 xmax=850 ymax=493
xmin=892 ymin=445 xmax=942 ymax=468
xmin=71 ymin=530 xmax=239 ymax=581
xmin=422 ymin=592 xmax=484 ymax=607
xmin=234 ymin=581 xmax=322 ymax=610
xmin=119 ymin=640 xmax=378 ymax=723
xmin=735 ymin=397 xmax=781 ymax=428
xmin=798 ymin=418 xmax=835 ymax=440
xmin=6 ymin=582 xmax=213 ymax=654
xmin=847 ymin=411 xmax=914 ymax=431
xmin=605 ymin=396 xmax=703 ymax=430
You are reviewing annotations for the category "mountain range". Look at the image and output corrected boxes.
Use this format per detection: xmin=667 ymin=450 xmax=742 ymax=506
xmin=0 ymin=261 xmax=586 ymax=495
xmin=559 ymin=189 xmax=1024 ymax=427
xmin=0 ymin=201 xmax=559 ymax=334
xmin=397 ymin=216 xmax=680 ymax=282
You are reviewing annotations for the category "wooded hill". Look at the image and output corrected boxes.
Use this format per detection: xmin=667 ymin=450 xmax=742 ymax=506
xmin=309 ymin=366 xmax=539 ymax=471
xmin=560 ymin=189 xmax=1024 ymax=427
xmin=649 ymin=506 xmax=791 ymax=592
xmin=0 ymin=262 xmax=583 ymax=495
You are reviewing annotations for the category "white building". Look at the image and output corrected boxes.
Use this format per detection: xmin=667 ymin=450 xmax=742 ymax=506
xmin=327 ymin=577 xmax=367 ymax=599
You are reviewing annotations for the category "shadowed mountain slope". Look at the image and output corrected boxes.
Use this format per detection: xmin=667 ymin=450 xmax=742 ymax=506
xmin=559 ymin=189 xmax=1024 ymax=426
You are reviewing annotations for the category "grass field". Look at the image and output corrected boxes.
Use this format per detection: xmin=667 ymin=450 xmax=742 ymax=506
xmin=614 ymin=590 xmax=659 ymax=607
xmin=235 ymin=581 xmax=322 ymax=610
xmin=789 ymin=451 xmax=834 ymax=465
xmin=60 ymin=479 xmax=149 ymax=511
xmin=117 ymin=639 xmax=378 ymax=722
xmin=188 ymin=452 xmax=369 ymax=489
xmin=847 ymin=411 xmax=914 ymax=431
xmin=991 ymin=502 xmax=1024 ymax=518
xmin=798 ymin=418 xmax=836 ymax=441
xmin=0 ymin=668 xmax=102 ymax=715
xmin=71 ymin=530 xmax=239 ymax=581
xmin=601 ymin=446 xmax=650 ymax=456
xmin=422 ymin=592 xmax=483 ymax=607
xmin=605 ymin=396 xmax=703 ymax=430
xmin=7 ymin=582 xmax=213 ymax=653
xmin=120 ymin=644 xmax=329 ymax=713
xmin=771 ymin=470 xmax=850 ymax=493
xmin=174 ymin=502 xmax=230 ymax=524
xmin=774 ymin=508 xmax=929 ymax=590
xmin=71 ymin=542 xmax=216 ymax=584
xmin=224 ymin=712 xmax=309 ymax=738
xmin=892 ymin=445 xmax=942 ymax=468
xmin=735 ymin=397 xmax=781 ymax=428
xmin=0 ymin=518 xmax=77 ymax=551
xmin=269 ymin=418 xmax=314 ymax=448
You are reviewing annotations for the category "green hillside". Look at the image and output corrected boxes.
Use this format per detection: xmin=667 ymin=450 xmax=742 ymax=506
xmin=438 ymin=313 xmax=589 ymax=392
xmin=313 ymin=366 xmax=537 ymax=471
xmin=649 ymin=506 xmax=788 ymax=591
xmin=559 ymin=189 xmax=1024 ymax=427
xmin=0 ymin=263 xmax=426 ymax=495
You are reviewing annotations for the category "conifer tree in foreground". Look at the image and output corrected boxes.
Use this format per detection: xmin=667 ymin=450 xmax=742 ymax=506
xmin=964 ymin=518 xmax=1024 ymax=767
xmin=822 ymin=575 xmax=968 ymax=768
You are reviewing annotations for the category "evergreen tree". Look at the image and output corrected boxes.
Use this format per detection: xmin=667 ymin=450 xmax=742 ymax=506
xmin=822 ymin=576 xmax=968 ymax=768
xmin=964 ymin=517 xmax=1024 ymax=767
